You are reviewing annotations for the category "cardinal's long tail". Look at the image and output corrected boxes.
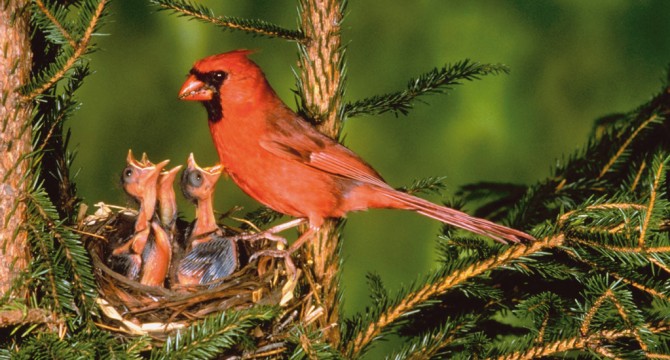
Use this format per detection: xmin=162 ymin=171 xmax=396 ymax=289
xmin=378 ymin=188 xmax=534 ymax=244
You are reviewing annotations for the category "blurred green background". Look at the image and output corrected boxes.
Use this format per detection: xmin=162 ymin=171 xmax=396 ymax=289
xmin=71 ymin=0 xmax=669 ymax=329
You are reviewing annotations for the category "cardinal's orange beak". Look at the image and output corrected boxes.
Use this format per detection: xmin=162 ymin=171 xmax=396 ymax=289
xmin=179 ymin=74 xmax=214 ymax=101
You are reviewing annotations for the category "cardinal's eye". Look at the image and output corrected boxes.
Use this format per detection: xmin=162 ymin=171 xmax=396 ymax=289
xmin=188 ymin=171 xmax=203 ymax=187
xmin=203 ymin=71 xmax=227 ymax=88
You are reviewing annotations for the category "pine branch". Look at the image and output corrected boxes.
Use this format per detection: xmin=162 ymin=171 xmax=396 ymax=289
xmin=0 ymin=307 xmax=51 ymax=328
xmin=241 ymin=206 xmax=285 ymax=230
xmin=149 ymin=0 xmax=306 ymax=42
xmin=343 ymin=60 xmax=510 ymax=118
xmin=287 ymin=326 xmax=344 ymax=359
xmin=577 ymin=276 xmax=651 ymax=350
xmin=456 ymin=182 xmax=528 ymax=221
xmin=24 ymin=187 xmax=98 ymax=320
xmin=637 ymin=153 xmax=667 ymax=247
xmin=491 ymin=320 xmax=670 ymax=359
xmin=471 ymin=81 xmax=670 ymax=230
xmin=343 ymin=235 xmax=564 ymax=358
xmin=152 ymin=306 xmax=278 ymax=359
xmin=22 ymin=0 xmax=108 ymax=101
xmin=384 ymin=317 xmax=478 ymax=360
xmin=33 ymin=0 xmax=76 ymax=48
xmin=598 ymin=114 xmax=660 ymax=179
xmin=397 ymin=176 xmax=448 ymax=196
xmin=9 ymin=328 xmax=148 ymax=360
xmin=31 ymin=65 xmax=88 ymax=218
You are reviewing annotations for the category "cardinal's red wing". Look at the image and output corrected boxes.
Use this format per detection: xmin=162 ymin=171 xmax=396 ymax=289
xmin=259 ymin=122 xmax=392 ymax=190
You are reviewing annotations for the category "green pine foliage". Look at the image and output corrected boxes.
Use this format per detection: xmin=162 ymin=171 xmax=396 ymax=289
xmin=343 ymin=60 xmax=510 ymax=118
xmin=151 ymin=307 xmax=279 ymax=359
xmin=4 ymin=0 xmax=669 ymax=358
xmin=150 ymin=0 xmax=306 ymax=41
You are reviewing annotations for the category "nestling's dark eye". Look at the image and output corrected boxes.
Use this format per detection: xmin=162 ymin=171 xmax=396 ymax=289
xmin=122 ymin=167 xmax=134 ymax=182
xmin=188 ymin=171 xmax=203 ymax=188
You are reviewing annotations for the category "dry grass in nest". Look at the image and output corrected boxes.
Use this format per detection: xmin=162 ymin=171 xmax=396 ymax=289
xmin=79 ymin=203 xmax=310 ymax=343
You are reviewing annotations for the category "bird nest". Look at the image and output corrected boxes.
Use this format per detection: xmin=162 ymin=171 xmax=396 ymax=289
xmin=80 ymin=202 xmax=302 ymax=341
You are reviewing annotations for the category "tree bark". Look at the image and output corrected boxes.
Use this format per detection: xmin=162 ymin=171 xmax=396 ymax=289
xmin=299 ymin=0 xmax=343 ymax=346
xmin=0 ymin=0 xmax=33 ymax=298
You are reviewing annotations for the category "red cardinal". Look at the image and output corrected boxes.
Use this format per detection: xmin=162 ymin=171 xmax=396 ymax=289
xmin=179 ymin=50 xmax=534 ymax=270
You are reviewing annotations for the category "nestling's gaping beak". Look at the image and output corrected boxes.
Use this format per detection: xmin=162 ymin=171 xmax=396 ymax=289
xmin=179 ymin=75 xmax=214 ymax=101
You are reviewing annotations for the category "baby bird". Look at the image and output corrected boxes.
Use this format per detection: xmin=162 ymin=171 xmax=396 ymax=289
xmin=110 ymin=150 xmax=171 ymax=286
xmin=177 ymin=153 xmax=238 ymax=287
xmin=157 ymin=164 xmax=182 ymax=233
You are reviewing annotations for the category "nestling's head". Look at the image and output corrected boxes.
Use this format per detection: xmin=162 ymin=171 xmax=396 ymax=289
xmin=179 ymin=49 xmax=270 ymax=122
xmin=180 ymin=153 xmax=222 ymax=203
xmin=121 ymin=150 xmax=168 ymax=201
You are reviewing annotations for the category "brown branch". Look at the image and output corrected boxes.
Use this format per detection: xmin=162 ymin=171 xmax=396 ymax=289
xmin=580 ymin=288 xmax=648 ymax=350
xmin=571 ymin=236 xmax=670 ymax=255
xmin=347 ymin=235 xmax=564 ymax=357
xmin=0 ymin=308 xmax=52 ymax=327
xmin=496 ymin=329 xmax=631 ymax=360
xmin=609 ymin=294 xmax=648 ymax=352
xmin=153 ymin=1 xmax=305 ymax=42
xmin=630 ymin=160 xmax=646 ymax=192
xmin=26 ymin=222 xmax=62 ymax=312
xmin=536 ymin=314 xmax=549 ymax=344
xmin=496 ymin=324 xmax=670 ymax=360
xmin=580 ymin=289 xmax=612 ymax=336
xmin=638 ymin=158 xmax=664 ymax=247
xmin=496 ymin=335 xmax=588 ymax=360
xmin=22 ymin=0 xmax=107 ymax=101
xmin=562 ymin=246 xmax=670 ymax=301
xmin=648 ymin=256 xmax=670 ymax=276
xmin=598 ymin=114 xmax=658 ymax=178
xmin=34 ymin=0 xmax=77 ymax=48
xmin=558 ymin=203 xmax=646 ymax=226
xmin=405 ymin=321 xmax=469 ymax=360
xmin=34 ymin=105 xmax=68 ymax=155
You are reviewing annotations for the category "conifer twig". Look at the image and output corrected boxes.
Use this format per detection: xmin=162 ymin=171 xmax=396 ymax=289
xmin=598 ymin=114 xmax=658 ymax=178
xmin=0 ymin=308 xmax=52 ymax=328
xmin=561 ymin=246 xmax=670 ymax=301
xmin=26 ymin=222 xmax=62 ymax=314
xmin=150 ymin=0 xmax=306 ymax=42
xmin=34 ymin=0 xmax=76 ymax=48
xmin=494 ymin=325 xmax=670 ymax=360
xmin=638 ymin=157 xmax=664 ymax=247
xmin=22 ymin=0 xmax=107 ymax=101
xmin=630 ymin=160 xmax=647 ymax=192
xmin=343 ymin=60 xmax=509 ymax=118
xmin=347 ymin=235 xmax=564 ymax=358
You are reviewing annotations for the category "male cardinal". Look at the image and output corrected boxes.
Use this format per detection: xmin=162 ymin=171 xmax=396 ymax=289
xmin=177 ymin=153 xmax=238 ymax=286
xmin=111 ymin=151 xmax=172 ymax=286
xmin=179 ymin=50 xmax=534 ymax=272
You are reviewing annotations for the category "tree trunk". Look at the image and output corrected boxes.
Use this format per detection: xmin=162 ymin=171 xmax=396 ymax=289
xmin=0 ymin=0 xmax=33 ymax=298
xmin=299 ymin=0 xmax=344 ymax=346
